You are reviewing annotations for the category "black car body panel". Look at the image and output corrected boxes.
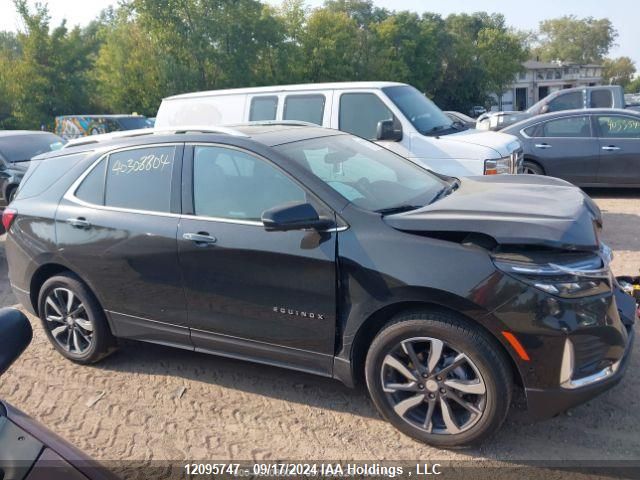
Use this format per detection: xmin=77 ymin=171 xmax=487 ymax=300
xmin=5 ymin=124 xmax=635 ymax=425
xmin=383 ymin=175 xmax=601 ymax=250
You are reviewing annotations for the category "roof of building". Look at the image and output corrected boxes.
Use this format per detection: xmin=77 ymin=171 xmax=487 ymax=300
xmin=523 ymin=60 xmax=603 ymax=69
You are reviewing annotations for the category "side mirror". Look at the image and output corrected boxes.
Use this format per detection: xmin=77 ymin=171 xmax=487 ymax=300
xmin=0 ymin=308 xmax=32 ymax=376
xmin=262 ymin=202 xmax=334 ymax=232
xmin=376 ymin=119 xmax=403 ymax=142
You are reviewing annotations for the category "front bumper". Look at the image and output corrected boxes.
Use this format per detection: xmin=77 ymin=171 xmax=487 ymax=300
xmin=525 ymin=325 xmax=634 ymax=419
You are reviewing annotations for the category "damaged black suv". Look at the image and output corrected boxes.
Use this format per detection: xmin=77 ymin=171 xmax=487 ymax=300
xmin=4 ymin=123 xmax=635 ymax=447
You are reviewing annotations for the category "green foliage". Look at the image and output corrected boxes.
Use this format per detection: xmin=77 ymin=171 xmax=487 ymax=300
xmin=536 ymin=15 xmax=617 ymax=64
xmin=626 ymin=77 xmax=640 ymax=94
xmin=0 ymin=2 xmax=618 ymax=130
xmin=602 ymin=57 xmax=636 ymax=88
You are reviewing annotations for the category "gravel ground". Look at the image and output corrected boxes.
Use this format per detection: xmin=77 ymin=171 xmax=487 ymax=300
xmin=0 ymin=189 xmax=638 ymax=476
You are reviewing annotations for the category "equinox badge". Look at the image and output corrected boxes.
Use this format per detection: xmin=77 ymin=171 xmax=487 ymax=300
xmin=273 ymin=307 xmax=325 ymax=320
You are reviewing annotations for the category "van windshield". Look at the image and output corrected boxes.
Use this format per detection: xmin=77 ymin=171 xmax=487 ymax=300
xmin=275 ymin=134 xmax=449 ymax=212
xmin=383 ymin=85 xmax=454 ymax=136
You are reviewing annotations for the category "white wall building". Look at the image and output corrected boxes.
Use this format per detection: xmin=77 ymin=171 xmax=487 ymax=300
xmin=494 ymin=60 xmax=603 ymax=111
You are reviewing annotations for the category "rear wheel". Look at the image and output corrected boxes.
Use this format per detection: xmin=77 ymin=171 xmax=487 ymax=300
xmin=522 ymin=161 xmax=544 ymax=175
xmin=38 ymin=273 xmax=117 ymax=364
xmin=365 ymin=311 xmax=512 ymax=447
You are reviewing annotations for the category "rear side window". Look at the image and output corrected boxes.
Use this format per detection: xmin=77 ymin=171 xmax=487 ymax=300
xmin=590 ymin=90 xmax=613 ymax=108
xmin=547 ymin=91 xmax=583 ymax=112
xmin=104 ymin=146 xmax=176 ymax=212
xmin=340 ymin=93 xmax=396 ymax=139
xmin=16 ymin=153 xmax=85 ymax=200
xmin=75 ymin=159 xmax=106 ymax=205
xmin=283 ymin=94 xmax=325 ymax=125
xmin=596 ymin=116 xmax=640 ymax=138
xmin=249 ymin=96 xmax=278 ymax=121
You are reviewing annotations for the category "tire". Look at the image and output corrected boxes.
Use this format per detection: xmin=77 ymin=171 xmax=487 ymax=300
xmin=365 ymin=310 xmax=512 ymax=447
xmin=38 ymin=272 xmax=117 ymax=364
xmin=522 ymin=161 xmax=544 ymax=175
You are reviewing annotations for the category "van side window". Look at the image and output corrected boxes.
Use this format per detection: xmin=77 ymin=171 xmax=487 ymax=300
xmin=590 ymin=90 xmax=613 ymax=108
xmin=75 ymin=158 xmax=107 ymax=205
xmin=104 ymin=146 xmax=176 ymax=212
xmin=340 ymin=93 xmax=396 ymax=139
xmin=283 ymin=94 xmax=325 ymax=125
xmin=249 ymin=96 xmax=278 ymax=121
xmin=193 ymin=146 xmax=306 ymax=221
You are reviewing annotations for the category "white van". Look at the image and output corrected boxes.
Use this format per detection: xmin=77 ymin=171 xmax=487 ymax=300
xmin=155 ymin=82 xmax=523 ymax=177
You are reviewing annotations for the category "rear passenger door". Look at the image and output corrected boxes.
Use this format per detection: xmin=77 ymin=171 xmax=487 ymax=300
xmin=177 ymin=144 xmax=337 ymax=375
xmin=594 ymin=114 xmax=640 ymax=185
xmin=524 ymin=115 xmax=599 ymax=185
xmin=56 ymin=144 xmax=190 ymax=347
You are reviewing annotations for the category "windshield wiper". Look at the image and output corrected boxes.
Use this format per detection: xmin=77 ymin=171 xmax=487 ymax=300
xmin=429 ymin=179 xmax=460 ymax=204
xmin=376 ymin=205 xmax=421 ymax=215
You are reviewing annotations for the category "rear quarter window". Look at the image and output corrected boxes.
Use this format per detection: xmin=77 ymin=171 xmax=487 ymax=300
xmin=15 ymin=153 xmax=86 ymax=200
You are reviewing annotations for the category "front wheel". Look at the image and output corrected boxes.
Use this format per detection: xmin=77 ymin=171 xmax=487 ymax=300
xmin=365 ymin=311 xmax=512 ymax=447
xmin=522 ymin=161 xmax=544 ymax=175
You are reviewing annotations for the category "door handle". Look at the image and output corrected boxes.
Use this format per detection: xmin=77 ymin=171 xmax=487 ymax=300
xmin=183 ymin=232 xmax=217 ymax=246
xmin=601 ymin=145 xmax=621 ymax=151
xmin=66 ymin=217 xmax=91 ymax=229
xmin=534 ymin=143 xmax=552 ymax=149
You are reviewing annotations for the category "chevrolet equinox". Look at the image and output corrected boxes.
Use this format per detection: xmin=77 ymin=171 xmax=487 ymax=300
xmin=4 ymin=123 xmax=635 ymax=447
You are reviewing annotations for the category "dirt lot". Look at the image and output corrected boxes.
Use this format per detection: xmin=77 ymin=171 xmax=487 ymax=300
xmin=0 ymin=189 xmax=638 ymax=475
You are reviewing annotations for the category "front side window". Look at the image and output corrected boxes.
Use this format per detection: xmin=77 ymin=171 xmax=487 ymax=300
xmin=283 ymin=94 xmax=325 ymax=125
xmin=250 ymin=96 xmax=278 ymax=121
xmin=193 ymin=146 xmax=306 ymax=221
xmin=104 ymin=146 xmax=176 ymax=212
xmin=339 ymin=93 xmax=396 ymax=139
xmin=540 ymin=116 xmax=591 ymax=138
xmin=382 ymin=85 xmax=453 ymax=136
xmin=275 ymin=134 xmax=447 ymax=212
xmin=596 ymin=116 xmax=640 ymax=138
xmin=590 ymin=90 xmax=613 ymax=108
xmin=547 ymin=91 xmax=583 ymax=112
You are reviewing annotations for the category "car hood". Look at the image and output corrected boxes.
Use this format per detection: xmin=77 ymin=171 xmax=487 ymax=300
xmin=384 ymin=175 xmax=602 ymax=250
xmin=440 ymin=129 xmax=520 ymax=157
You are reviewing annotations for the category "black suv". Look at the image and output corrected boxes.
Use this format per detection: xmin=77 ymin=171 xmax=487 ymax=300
xmin=4 ymin=124 xmax=635 ymax=447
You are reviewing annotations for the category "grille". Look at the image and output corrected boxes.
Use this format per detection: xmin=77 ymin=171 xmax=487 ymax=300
xmin=571 ymin=334 xmax=611 ymax=377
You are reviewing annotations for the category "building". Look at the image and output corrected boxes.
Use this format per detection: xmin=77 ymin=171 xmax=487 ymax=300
xmin=495 ymin=60 xmax=603 ymax=111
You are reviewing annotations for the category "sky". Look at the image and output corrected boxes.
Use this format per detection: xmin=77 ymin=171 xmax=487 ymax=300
xmin=0 ymin=0 xmax=638 ymax=67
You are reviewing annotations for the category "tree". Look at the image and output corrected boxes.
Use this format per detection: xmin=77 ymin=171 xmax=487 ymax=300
xmin=602 ymin=56 xmax=636 ymax=88
xmin=536 ymin=16 xmax=617 ymax=64
xmin=626 ymin=77 xmax=640 ymax=94
xmin=300 ymin=9 xmax=360 ymax=81
xmin=477 ymin=28 xmax=528 ymax=108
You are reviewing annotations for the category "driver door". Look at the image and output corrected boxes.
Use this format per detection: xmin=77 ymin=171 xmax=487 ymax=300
xmin=177 ymin=144 xmax=338 ymax=375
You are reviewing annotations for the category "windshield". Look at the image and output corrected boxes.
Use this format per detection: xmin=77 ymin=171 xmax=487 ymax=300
xmin=275 ymin=134 xmax=448 ymax=212
xmin=117 ymin=117 xmax=150 ymax=130
xmin=383 ymin=85 xmax=453 ymax=135
xmin=0 ymin=133 xmax=65 ymax=162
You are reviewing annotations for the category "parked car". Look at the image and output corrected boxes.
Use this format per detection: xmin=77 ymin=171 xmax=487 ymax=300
xmin=155 ymin=82 xmax=523 ymax=177
xmin=0 ymin=130 xmax=65 ymax=210
xmin=55 ymin=115 xmax=151 ymax=140
xmin=502 ymin=108 xmax=640 ymax=186
xmin=444 ymin=111 xmax=476 ymax=129
xmin=5 ymin=123 xmax=634 ymax=447
xmin=0 ymin=308 xmax=118 ymax=480
xmin=468 ymin=106 xmax=487 ymax=118
xmin=478 ymin=85 xmax=638 ymax=131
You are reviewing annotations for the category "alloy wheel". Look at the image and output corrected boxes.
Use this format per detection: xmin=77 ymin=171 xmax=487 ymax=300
xmin=380 ymin=337 xmax=486 ymax=435
xmin=523 ymin=166 xmax=538 ymax=174
xmin=44 ymin=287 xmax=94 ymax=354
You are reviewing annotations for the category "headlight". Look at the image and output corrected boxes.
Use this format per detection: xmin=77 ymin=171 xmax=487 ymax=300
xmin=493 ymin=253 xmax=611 ymax=298
xmin=484 ymin=156 xmax=511 ymax=175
